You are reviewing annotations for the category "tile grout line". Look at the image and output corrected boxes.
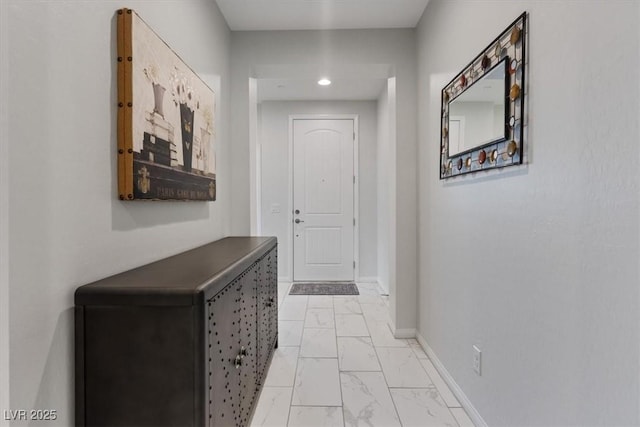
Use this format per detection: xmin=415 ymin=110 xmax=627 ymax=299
xmin=378 ymin=344 xmax=460 ymax=426
xmin=334 ymin=291 xmax=373 ymax=424
xmin=410 ymin=342 xmax=463 ymax=424
xmin=331 ymin=295 xmax=346 ymax=421
xmin=283 ymin=291 xmax=306 ymax=427
xmin=373 ymin=345 xmax=404 ymax=426
xmin=421 ymin=357 xmax=463 ymax=409
xmin=364 ymin=290 xmax=404 ymax=426
xmin=289 ymin=295 xmax=344 ymax=425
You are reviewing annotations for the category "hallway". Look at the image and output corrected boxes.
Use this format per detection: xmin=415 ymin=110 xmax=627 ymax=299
xmin=2 ymin=1 xmax=638 ymax=425
xmin=251 ymin=283 xmax=475 ymax=427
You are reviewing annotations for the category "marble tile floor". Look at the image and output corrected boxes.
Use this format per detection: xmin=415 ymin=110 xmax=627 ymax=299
xmin=251 ymin=282 xmax=476 ymax=427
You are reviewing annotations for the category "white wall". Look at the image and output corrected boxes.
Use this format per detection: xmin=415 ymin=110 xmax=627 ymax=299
xmin=376 ymin=77 xmax=398 ymax=307
xmin=5 ymin=1 xmax=231 ymax=424
xmin=259 ymin=101 xmax=378 ymax=281
xmin=416 ymin=1 xmax=639 ymax=426
xmin=376 ymin=84 xmax=391 ymax=294
xmin=231 ymin=29 xmax=418 ymax=331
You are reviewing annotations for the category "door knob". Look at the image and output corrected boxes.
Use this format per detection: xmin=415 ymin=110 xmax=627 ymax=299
xmin=295 ymin=209 xmax=300 ymax=214
xmin=294 ymin=219 xmax=304 ymax=224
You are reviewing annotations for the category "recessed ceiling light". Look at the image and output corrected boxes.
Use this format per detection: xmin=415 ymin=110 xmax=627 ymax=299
xmin=318 ymin=78 xmax=331 ymax=86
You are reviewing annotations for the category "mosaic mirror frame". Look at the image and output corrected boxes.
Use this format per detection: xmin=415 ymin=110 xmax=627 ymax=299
xmin=440 ymin=12 xmax=527 ymax=179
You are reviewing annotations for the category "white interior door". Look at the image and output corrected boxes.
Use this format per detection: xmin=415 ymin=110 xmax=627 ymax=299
xmin=293 ymin=119 xmax=355 ymax=281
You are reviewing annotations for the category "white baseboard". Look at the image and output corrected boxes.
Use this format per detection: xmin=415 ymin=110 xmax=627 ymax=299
xmin=392 ymin=327 xmax=416 ymax=339
xmin=387 ymin=317 xmax=416 ymax=339
xmin=278 ymin=276 xmax=291 ymax=283
xmin=415 ymin=332 xmax=488 ymax=427
xmin=377 ymin=279 xmax=389 ymax=295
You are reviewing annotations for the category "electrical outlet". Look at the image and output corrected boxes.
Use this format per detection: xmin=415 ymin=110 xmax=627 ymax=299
xmin=472 ymin=345 xmax=482 ymax=376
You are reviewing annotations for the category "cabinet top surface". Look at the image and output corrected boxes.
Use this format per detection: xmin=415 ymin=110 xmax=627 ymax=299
xmin=75 ymin=236 xmax=276 ymax=306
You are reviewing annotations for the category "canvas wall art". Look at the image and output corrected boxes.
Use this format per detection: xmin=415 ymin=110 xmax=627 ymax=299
xmin=117 ymin=8 xmax=216 ymax=201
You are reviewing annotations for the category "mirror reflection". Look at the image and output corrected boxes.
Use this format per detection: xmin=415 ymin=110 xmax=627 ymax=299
xmin=448 ymin=59 xmax=507 ymax=156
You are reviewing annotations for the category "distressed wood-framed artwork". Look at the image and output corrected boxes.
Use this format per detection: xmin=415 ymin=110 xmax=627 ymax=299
xmin=440 ymin=12 xmax=527 ymax=179
xmin=117 ymin=8 xmax=216 ymax=201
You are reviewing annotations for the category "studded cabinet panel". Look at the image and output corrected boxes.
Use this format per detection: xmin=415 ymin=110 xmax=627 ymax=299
xmin=256 ymin=247 xmax=278 ymax=385
xmin=208 ymin=278 xmax=242 ymax=426
xmin=256 ymin=256 xmax=269 ymax=384
xmin=239 ymin=266 xmax=258 ymax=425
xmin=207 ymin=258 xmax=271 ymax=427
xmin=267 ymin=249 xmax=278 ymax=350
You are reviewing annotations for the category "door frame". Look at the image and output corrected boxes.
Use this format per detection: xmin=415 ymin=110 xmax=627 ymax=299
xmin=288 ymin=114 xmax=360 ymax=282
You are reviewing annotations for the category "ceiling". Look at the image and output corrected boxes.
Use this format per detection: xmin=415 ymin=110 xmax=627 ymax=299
xmin=255 ymin=63 xmax=391 ymax=102
xmin=217 ymin=0 xmax=430 ymax=101
xmin=216 ymin=0 xmax=430 ymax=31
xmin=258 ymin=78 xmax=388 ymax=102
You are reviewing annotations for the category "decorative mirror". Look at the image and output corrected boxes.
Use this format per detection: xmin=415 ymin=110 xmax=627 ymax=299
xmin=440 ymin=13 xmax=527 ymax=179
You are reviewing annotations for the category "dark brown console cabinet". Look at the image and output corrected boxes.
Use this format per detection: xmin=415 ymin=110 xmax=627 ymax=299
xmin=75 ymin=237 xmax=278 ymax=427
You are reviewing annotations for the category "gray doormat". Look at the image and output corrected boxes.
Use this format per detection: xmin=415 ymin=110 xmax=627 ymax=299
xmin=289 ymin=282 xmax=359 ymax=296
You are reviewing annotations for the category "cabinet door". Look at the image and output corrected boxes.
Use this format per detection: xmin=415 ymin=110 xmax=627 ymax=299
xmin=208 ymin=279 xmax=242 ymax=427
xmin=83 ymin=306 xmax=196 ymax=427
xmin=239 ymin=264 xmax=258 ymax=425
xmin=266 ymin=249 xmax=278 ymax=349
xmin=256 ymin=255 xmax=273 ymax=384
